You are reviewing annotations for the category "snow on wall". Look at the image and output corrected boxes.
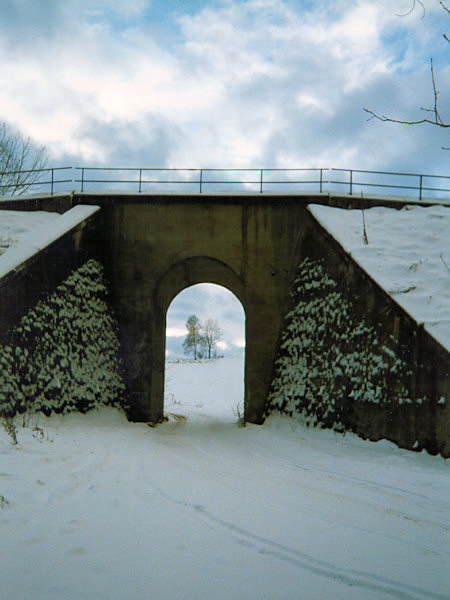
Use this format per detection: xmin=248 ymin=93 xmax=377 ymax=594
xmin=0 ymin=205 xmax=100 ymax=279
xmin=0 ymin=259 xmax=126 ymax=417
xmin=0 ymin=210 xmax=60 ymax=256
xmin=266 ymin=257 xmax=417 ymax=430
xmin=308 ymin=204 xmax=450 ymax=351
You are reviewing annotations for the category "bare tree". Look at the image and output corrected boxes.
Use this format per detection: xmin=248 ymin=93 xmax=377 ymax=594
xmin=200 ymin=319 xmax=223 ymax=359
xmin=364 ymin=1 xmax=449 ymax=147
xmin=182 ymin=315 xmax=203 ymax=359
xmin=0 ymin=122 xmax=48 ymax=195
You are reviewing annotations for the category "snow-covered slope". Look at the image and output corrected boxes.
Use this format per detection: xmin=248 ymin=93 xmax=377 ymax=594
xmin=0 ymin=210 xmax=60 ymax=256
xmin=0 ymin=207 xmax=99 ymax=278
xmin=308 ymin=204 xmax=450 ymax=350
xmin=1 ymin=359 xmax=448 ymax=600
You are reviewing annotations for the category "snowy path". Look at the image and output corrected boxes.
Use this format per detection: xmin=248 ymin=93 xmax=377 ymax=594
xmin=1 ymin=359 xmax=449 ymax=600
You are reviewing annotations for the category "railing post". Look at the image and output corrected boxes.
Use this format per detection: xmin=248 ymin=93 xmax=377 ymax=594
xmin=80 ymin=168 xmax=84 ymax=192
xmin=319 ymin=169 xmax=323 ymax=193
xmin=139 ymin=169 xmax=142 ymax=193
xmin=419 ymin=174 xmax=423 ymax=201
xmin=260 ymin=169 xmax=264 ymax=193
xmin=199 ymin=169 xmax=203 ymax=193
xmin=51 ymin=168 xmax=54 ymax=196
xmin=349 ymin=169 xmax=353 ymax=195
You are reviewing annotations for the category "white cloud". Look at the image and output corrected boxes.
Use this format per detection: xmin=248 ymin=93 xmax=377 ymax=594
xmin=166 ymin=327 xmax=186 ymax=338
xmin=0 ymin=0 xmax=447 ymax=171
xmin=216 ymin=340 xmax=229 ymax=350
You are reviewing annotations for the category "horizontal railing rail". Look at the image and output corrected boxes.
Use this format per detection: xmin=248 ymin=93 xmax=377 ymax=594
xmin=73 ymin=167 xmax=329 ymax=194
xmin=0 ymin=167 xmax=73 ymax=196
xmin=0 ymin=166 xmax=448 ymax=201
xmin=330 ymin=168 xmax=450 ymax=201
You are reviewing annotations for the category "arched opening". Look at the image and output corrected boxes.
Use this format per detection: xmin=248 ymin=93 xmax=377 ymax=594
xmin=164 ymin=283 xmax=245 ymax=423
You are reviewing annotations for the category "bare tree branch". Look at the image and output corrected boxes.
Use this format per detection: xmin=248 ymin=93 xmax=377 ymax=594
xmin=200 ymin=319 xmax=223 ymax=359
xmin=364 ymin=107 xmax=450 ymax=127
xmin=365 ymin=1 xmax=449 ymax=149
xmin=441 ymin=1 xmax=450 ymax=41
xmin=440 ymin=1 xmax=450 ymax=16
xmin=0 ymin=122 xmax=48 ymax=195
xmin=364 ymin=60 xmax=449 ymax=129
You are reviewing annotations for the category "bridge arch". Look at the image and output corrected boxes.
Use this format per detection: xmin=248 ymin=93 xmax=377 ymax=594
xmin=155 ymin=256 xmax=247 ymax=314
xmin=107 ymin=196 xmax=299 ymax=427
xmin=148 ymin=256 xmax=246 ymax=424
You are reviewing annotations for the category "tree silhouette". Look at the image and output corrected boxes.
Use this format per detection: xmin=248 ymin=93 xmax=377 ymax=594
xmin=0 ymin=122 xmax=48 ymax=195
xmin=200 ymin=319 xmax=223 ymax=359
xmin=182 ymin=315 xmax=203 ymax=359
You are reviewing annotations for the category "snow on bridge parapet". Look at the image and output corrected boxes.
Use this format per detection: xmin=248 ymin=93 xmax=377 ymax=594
xmin=308 ymin=203 xmax=450 ymax=353
xmin=0 ymin=205 xmax=100 ymax=279
xmin=0 ymin=205 xmax=101 ymax=339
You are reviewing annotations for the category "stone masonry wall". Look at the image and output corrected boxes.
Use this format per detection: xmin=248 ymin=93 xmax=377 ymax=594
xmin=266 ymin=255 xmax=449 ymax=457
xmin=0 ymin=260 xmax=126 ymax=417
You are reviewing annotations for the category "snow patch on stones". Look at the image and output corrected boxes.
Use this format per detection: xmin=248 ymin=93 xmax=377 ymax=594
xmin=266 ymin=257 xmax=416 ymax=430
xmin=0 ymin=259 xmax=126 ymax=417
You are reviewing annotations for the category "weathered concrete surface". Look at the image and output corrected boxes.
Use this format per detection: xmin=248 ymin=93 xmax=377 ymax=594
xmin=81 ymin=195 xmax=311 ymax=424
xmin=0 ymin=193 xmax=74 ymax=214
xmin=301 ymin=208 xmax=450 ymax=455
xmin=70 ymin=192 xmax=448 ymax=433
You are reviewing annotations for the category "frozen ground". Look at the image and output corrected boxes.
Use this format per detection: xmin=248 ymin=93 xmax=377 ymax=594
xmin=309 ymin=204 xmax=450 ymax=350
xmin=1 ymin=358 xmax=448 ymax=600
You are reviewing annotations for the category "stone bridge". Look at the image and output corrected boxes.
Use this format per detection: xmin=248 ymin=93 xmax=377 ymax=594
xmin=1 ymin=192 xmax=448 ymax=444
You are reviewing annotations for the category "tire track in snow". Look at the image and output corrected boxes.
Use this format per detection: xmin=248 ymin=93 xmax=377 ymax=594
xmin=242 ymin=438 xmax=450 ymax=532
xmin=244 ymin=438 xmax=446 ymax=506
xmin=141 ymin=474 xmax=448 ymax=600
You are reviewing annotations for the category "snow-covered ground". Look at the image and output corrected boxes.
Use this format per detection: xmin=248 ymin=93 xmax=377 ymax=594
xmin=1 ymin=358 xmax=448 ymax=600
xmin=165 ymin=357 xmax=244 ymax=420
xmin=309 ymin=204 xmax=450 ymax=350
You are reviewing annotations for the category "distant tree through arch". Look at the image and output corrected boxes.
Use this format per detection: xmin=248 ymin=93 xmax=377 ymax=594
xmin=164 ymin=283 xmax=245 ymax=421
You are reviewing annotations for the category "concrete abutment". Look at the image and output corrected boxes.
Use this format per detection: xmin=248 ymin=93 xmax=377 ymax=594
xmin=1 ymin=191 xmax=448 ymax=455
xmin=91 ymin=196 xmax=304 ymax=424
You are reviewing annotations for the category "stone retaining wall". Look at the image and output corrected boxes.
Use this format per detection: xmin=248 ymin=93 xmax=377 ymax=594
xmin=267 ymin=209 xmax=449 ymax=457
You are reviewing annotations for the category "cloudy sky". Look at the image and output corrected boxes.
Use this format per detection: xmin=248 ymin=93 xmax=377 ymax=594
xmin=1 ymin=0 xmax=449 ymax=171
xmin=1 ymin=0 xmax=448 ymax=355
xmin=166 ymin=284 xmax=245 ymax=357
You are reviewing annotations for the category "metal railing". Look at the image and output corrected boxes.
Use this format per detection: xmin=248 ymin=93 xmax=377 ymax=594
xmin=0 ymin=166 xmax=449 ymax=201
xmin=0 ymin=167 xmax=73 ymax=196
xmin=75 ymin=167 xmax=328 ymax=194
xmin=329 ymin=168 xmax=450 ymax=202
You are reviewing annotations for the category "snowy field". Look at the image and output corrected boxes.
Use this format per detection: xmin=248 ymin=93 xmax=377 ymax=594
xmin=1 ymin=358 xmax=449 ymax=600
xmin=309 ymin=204 xmax=450 ymax=350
